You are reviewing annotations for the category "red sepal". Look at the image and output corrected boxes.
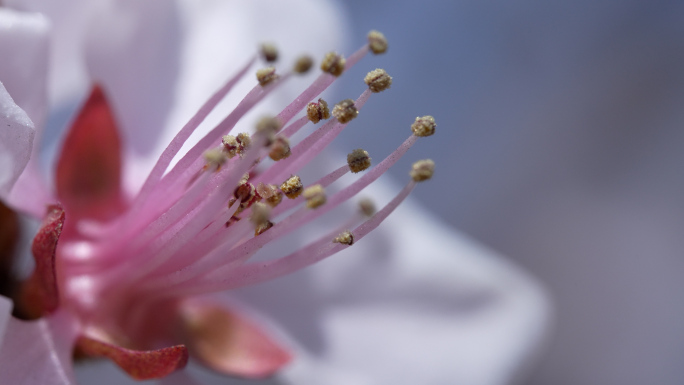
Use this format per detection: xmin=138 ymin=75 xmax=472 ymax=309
xmin=179 ymin=300 xmax=292 ymax=378
xmin=76 ymin=335 xmax=188 ymax=380
xmin=18 ymin=204 xmax=64 ymax=318
xmin=56 ymin=85 xmax=125 ymax=221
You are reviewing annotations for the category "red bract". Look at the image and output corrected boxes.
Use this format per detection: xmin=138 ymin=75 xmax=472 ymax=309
xmin=17 ymin=204 xmax=63 ymax=317
xmin=56 ymin=86 xmax=125 ymax=222
xmin=76 ymin=336 xmax=188 ymax=380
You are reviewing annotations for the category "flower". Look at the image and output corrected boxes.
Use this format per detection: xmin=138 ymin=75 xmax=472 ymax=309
xmin=0 ymin=1 xmax=550 ymax=384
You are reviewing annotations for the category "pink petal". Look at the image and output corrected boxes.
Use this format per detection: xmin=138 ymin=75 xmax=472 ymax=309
xmin=0 ymin=308 xmax=79 ymax=385
xmin=76 ymin=336 xmax=188 ymax=381
xmin=55 ymin=85 xmax=125 ymax=221
xmin=178 ymin=298 xmax=292 ymax=379
xmin=17 ymin=204 xmax=64 ymax=317
xmin=0 ymin=81 xmax=35 ymax=202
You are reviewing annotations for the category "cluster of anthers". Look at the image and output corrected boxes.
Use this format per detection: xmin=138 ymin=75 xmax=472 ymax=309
xmin=40 ymin=30 xmax=436 ymax=380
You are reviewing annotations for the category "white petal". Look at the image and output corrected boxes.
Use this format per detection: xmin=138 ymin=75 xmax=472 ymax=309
xmin=0 ymin=309 xmax=80 ymax=385
xmin=0 ymin=81 xmax=35 ymax=202
xmin=0 ymin=8 xmax=55 ymax=216
xmin=83 ymin=0 xmax=184 ymax=158
xmin=167 ymin=0 xmax=349 ymax=134
xmin=4 ymin=0 xmax=105 ymax=107
xmin=0 ymin=8 xmax=49 ymax=129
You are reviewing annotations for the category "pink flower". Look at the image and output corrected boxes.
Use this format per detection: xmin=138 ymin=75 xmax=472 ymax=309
xmin=0 ymin=1 xmax=550 ymax=384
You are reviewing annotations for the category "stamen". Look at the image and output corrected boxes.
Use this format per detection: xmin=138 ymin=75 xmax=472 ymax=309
xmin=367 ymin=30 xmax=388 ymax=54
xmin=267 ymin=164 xmax=349 ymax=220
xmin=113 ymin=56 xmax=257 ymax=240
xmin=256 ymin=90 xmax=373 ymax=186
xmin=155 ymin=72 xmax=288 ymax=203
xmin=260 ymin=43 xmax=278 ymax=62
xmin=236 ymin=133 xmax=251 ymax=157
xmin=183 ymin=179 xmax=417 ymax=294
xmin=332 ymin=99 xmax=358 ymax=124
xmin=256 ymin=116 xmax=282 ymax=134
xmin=202 ymin=149 xmax=227 ymax=172
xmin=303 ymin=185 xmax=326 ymax=209
xmin=250 ymin=202 xmax=271 ymax=226
xmin=320 ymin=52 xmax=346 ymax=77
xmin=277 ymin=42 xmax=370 ymax=125
xmin=256 ymin=183 xmax=283 ymax=207
xmin=145 ymin=41 xmax=369 ymax=207
xmin=364 ymin=69 xmax=392 ymax=93
xmin=410 ymin=159 xmax=435 ymax=181
xmin=255 ymin=116 xmax=281 ymax=147
xmin=233 ymin=179 xmax=257 ymax=211
xmin=102 ymin=132 xmax=271 ymax=283
xmin=143 ymin=132 xmax=425 ymax=295
xmin=280 ymin=175 xmax=303 ymax=199
xmin=347 ymin=149 xmax=372 ymax=173
xmin=87 ymin=32 xmax=438 ymax=323
xmin=256 ymin=67 xmax=279 ymax=86
xmin=293 ymin=55 xmax=314 ymax=74
xmin=124 ymin=83 xmax=291 ymax=250
xmin=358 ymin=198 xmax=376 ymax=217
xmin=411 ymin=115 xmax=436 ymax=137
xmin=216 ymin=134 xmax=420 ymax=275
xmin=306 ymin=99 xmax=330 ymax=124
xmin=221 ymin=135 xmax=239 ymax=158
xmin=255 ymin=221 xmax=274 ymax=236
xmin=333 ymin=230 xmax=354 ymax=245
xmin=269 ymin=137 xmax=291 ymax=161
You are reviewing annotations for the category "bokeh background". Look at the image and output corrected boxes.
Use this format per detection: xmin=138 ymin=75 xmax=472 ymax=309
xmin=338 ymin=1 xmax=684 ymax=384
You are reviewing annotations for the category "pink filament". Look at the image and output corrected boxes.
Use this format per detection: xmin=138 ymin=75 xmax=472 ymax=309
xmin=136 ymin=56 xmax=256 ymax=207
xmin=276 ymin=44 xmax=369 ymax=126
xmin=152 ymin=134 xmax=418 ymax=293
xmin=279 ymin=115 xmax=310 ymax=139
xmin=270 ymin=164 xmax=349 ymax=219
xmin=74 ymin=41 xmax=423 ymax=306
xmin=171 ymin=180 xmax=415 ymax=296
xmin=255 ymin=89 xmax=372 ymax=186
xmin=112 ymin=56 xmax=256 ymax=241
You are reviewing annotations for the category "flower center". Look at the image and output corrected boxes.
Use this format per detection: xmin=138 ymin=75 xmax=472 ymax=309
xmin=15 ymin=30 xmax=437 ymax=379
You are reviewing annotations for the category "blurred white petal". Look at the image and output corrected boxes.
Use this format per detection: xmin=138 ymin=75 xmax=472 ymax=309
xmin=4 ymin=0 xmax=105 ymax=106
xmin=235 ymin=178 xmax=550 ymax=385
xmin=0 ymin=81 xmax=35 ymax=203
xmin=0 ymin=8 xmax=48 ymax=128
xmin=0 ymin=304 xmax=79 ymax=385
xmin=0 ymin=8 xmax=52 ymax=215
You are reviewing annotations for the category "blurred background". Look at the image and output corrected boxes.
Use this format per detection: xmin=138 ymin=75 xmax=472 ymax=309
xmin=338 ymin=1 xmax=684 ymax=384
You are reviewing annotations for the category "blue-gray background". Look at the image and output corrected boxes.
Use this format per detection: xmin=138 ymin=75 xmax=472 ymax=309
xmin=338 ymin=1 xmax=684 ymax=384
